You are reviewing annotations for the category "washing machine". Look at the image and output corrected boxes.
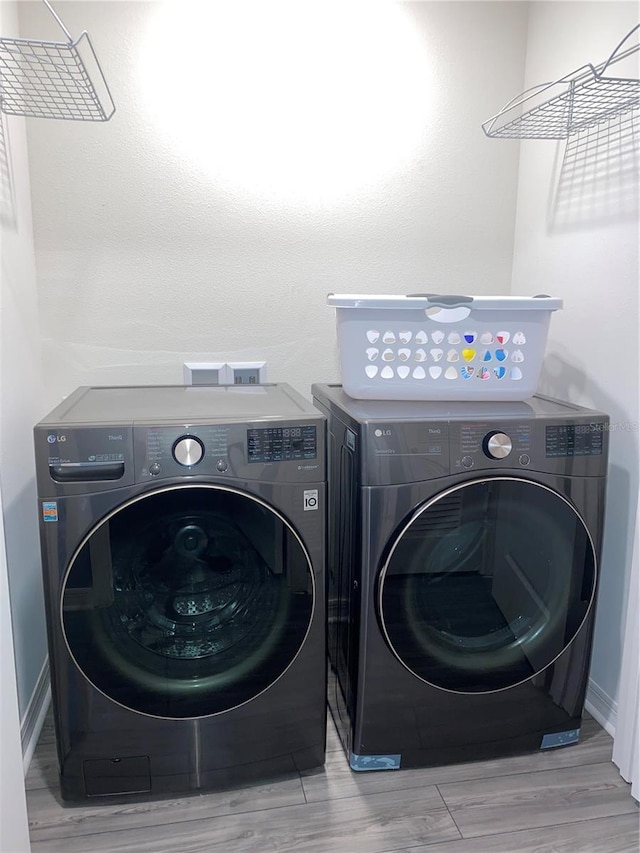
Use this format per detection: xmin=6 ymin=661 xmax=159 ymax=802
xmin=34 ymin=383 xmax=326 ymax=801
xmin=312 ymin=383 xmax=608 ymax=770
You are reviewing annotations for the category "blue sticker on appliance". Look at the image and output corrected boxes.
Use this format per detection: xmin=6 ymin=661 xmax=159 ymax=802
xmin=42 ymin=502 xmax=58 ymax=522
xmin=540 ymin=729 xmax=580 ymax=749
xmin=350 ymin=753 xmax=401 ymax=771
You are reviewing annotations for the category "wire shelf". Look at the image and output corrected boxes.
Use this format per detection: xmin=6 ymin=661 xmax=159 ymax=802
xmin=483 ymin=25 xmax=639 ymax=140
xmin=0 ymin=0 xmax=115 ymax=122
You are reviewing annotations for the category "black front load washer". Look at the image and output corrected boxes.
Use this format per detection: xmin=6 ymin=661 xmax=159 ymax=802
xmin=312 ymin=384 xmax=608 ymax=771
xmin=34 ymin=384 xmax=326 ymax=800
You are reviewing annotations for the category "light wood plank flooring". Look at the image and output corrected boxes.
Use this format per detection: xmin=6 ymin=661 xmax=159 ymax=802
xmin=26 ymin=709 xmax=638 ymax=852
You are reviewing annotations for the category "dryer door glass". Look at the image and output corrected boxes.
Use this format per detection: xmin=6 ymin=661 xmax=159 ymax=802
xmin=61 ymin=485 xmax=314 ymax=718
xmin=378 ymin=478 xmax=597 ymax=693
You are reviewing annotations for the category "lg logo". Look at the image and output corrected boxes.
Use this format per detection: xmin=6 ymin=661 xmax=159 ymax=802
xmin=47 ymin=434 xmax=66 ymax=444
xmin=374 ymin=429 xmax=392 ymax=438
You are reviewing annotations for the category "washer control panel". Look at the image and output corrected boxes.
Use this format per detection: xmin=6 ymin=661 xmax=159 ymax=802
xmin=247 ymin=426 xmax=317 ymax=464
xmin=134 ymin=422 xmax=321 ymax=483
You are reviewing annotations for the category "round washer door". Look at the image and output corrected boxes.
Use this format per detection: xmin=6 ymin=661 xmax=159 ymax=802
xmin=61 ymin=485 xmax=315 ymax=718
xmin=378 ymin=478 xmax=597 ymax=693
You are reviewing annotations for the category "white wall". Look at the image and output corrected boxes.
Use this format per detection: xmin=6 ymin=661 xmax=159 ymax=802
xmin=20 ymin=0 xmax=528 ymax=411
xmin=1 ymin=4 xmax=48 ymax=718
xmin=11 ymin=0 xmax=639 ymax=742
xmin=511 ymin=1 xmax=639 ymax=726
xmin=19 ymin=0 xmax=638 ymax=722
xmin=2 ymin=0 xmax=529 ymax=803
xmin=1 ymin=2 xmax=41 ymax=847
xmin=0 ymin=502 xmax=30 ymax=852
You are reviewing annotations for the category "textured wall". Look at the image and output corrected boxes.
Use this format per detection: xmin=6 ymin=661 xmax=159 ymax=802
xmin=511 ymin=2 xmax=639 ymax=717
xmin=21 ymin=1 xmax=528 ymax=409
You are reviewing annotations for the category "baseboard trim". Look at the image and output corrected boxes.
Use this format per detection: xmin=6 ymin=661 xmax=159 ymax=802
xmin=585 ymin=677 xmax=617 ymax=738
xmin=21 ymin=657 xmax=51 ymax=776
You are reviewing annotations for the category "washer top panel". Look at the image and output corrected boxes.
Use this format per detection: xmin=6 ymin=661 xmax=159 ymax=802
xmin=39 ymin=384 xmax=319 ymax=426
xmin=34 ymin=385 xmax=325 ymax=497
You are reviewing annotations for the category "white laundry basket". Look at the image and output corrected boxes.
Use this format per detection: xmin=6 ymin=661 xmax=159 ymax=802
xmin=328 ymin=293 xmax=562 ymax=401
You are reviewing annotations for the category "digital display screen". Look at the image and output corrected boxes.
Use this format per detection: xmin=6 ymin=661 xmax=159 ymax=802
xmin=545 ymin=424 xmax=604 ymax=458
xmin=247 ymin=426 xmax=317 ymax=463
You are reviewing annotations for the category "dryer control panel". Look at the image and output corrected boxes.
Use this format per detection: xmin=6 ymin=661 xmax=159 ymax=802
xmin=452 ymin=421 xmax=534 ymax=470
xmin=358 ymin=417 xmax=608 ymax=485
xmin=450 ymin=418 xmax=607 ymax=477
xmin=311 ymin=383 xmax=609 ymax=487
xmin=449 ymin=419 xmax=607 ymax=476
xmin=545 ymin=423 xmax=605 ymax=458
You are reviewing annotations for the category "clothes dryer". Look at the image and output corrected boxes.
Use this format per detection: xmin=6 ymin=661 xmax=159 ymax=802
xmin=35 ymin=384 xmax=326 ymax=800
xmin=312 ymin=384 xmax=608 ymax=770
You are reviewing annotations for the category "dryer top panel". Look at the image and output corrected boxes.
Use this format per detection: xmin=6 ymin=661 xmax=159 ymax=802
xmin=311 ymin=384 xmax=608 ymax=424
xmin=37 ymin=384 xmax=321 ymax=427
xmin=312 ymin=383 xmax=609 ymax=484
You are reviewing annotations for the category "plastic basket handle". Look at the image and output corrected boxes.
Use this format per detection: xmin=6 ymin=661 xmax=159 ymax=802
xmin=407 ymin=294 xmax=474 ymax=307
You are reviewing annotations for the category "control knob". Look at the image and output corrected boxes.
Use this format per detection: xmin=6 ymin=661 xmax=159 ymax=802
xmin=172 ymin=436 xmax=204 ymax=467
xmin=483 ymin=431 xmax=512 ymax=459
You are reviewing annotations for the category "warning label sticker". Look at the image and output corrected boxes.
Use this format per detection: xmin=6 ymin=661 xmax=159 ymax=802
xmin=42 ymin=502 xmax=58 ymax=523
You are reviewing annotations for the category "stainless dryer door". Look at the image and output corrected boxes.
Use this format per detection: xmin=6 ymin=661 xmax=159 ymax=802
xmin=378 ymin=477 xmax=597 ymax=693
xmin=61 ymin=484 xmax=315 ymax=718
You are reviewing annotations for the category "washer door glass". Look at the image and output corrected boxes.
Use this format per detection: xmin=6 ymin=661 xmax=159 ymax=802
xmin=378 ymin=478 xmax=597 ymax=693
xmin=62 ymin=485 xmax=314 ymax=718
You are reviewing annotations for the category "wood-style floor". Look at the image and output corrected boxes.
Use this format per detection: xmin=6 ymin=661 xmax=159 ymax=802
xmin=26 ymin=708 xmax=638 ymax=852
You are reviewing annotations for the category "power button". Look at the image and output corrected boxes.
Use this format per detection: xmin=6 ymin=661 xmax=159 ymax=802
xmin=216 ymin=459 xmax=228 ymax=473
xmin=519 ymin=454 xmax=531 ymax=466
xmin=461 ymin=455 xmax=474 ymax=469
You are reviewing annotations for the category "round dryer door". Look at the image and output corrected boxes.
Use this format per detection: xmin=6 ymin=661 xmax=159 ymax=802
xmin=61 ymin=485 xmax=315 ymax=718
xmin=378 ymin=477 xmax=597 ymax=693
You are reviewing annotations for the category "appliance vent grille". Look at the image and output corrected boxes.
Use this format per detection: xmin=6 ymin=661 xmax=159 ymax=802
xmin=405 ymin=493 xmax=463 ymax=536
